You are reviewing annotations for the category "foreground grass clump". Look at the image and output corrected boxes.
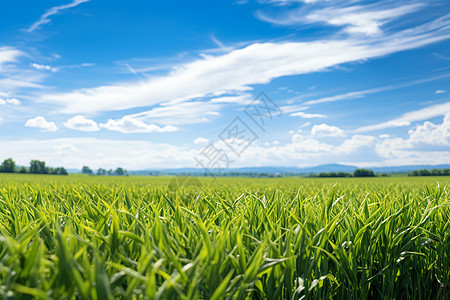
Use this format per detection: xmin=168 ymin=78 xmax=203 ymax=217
xmin=0 ymin=175 xmax=449 ymax=299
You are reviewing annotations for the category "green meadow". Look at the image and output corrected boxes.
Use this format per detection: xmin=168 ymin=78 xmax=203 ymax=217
xmin=0 ymin=174 xmax=448 ymax=299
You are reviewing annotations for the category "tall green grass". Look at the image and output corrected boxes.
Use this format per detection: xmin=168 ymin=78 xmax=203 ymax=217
xmin=0 ymin=174 xmax=448 ymax=299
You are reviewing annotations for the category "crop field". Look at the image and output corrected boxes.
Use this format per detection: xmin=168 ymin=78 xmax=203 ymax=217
xmin=0 ymin=174 xmax=449 ymax=299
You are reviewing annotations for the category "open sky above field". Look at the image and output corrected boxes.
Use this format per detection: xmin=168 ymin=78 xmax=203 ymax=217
xmin=0 ymin=0 xmax=449 ymax=170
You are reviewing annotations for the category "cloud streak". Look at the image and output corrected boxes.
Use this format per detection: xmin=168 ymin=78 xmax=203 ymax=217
xmin=36 ymin=14 xmax=450 ymax=115
xmin=356 ymin=101 xmax=450 ymax=132
xmin=26 ymin=0 xmax=90 ymax=32
xmin=258 ymin=2 xmax=424 ymax=36
xmin=0 ymin=47 xmax=23 ymax=69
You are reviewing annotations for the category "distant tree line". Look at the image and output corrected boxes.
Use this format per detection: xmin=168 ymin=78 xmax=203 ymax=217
xmin=82 ymin=166 xmax=128 ymax=176
xmin=408 ymin=169 xmax=450 ymax=176
xmin=0 ymin=158 xmax=68 ymax=175
xmin=146 ymin=171 xmax=281 ymax=178
xmin=310 ymin=169 xmax=379 ymax=178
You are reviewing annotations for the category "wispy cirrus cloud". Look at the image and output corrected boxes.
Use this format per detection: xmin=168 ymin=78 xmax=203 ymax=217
xmin=35 ymin=14 xmax=450 ymax=115
xmin=290 ymin=111 xmax=326 ymax=118
xmin=0 ymin=47 xmax=23 ymax=69
xmin=257 ymin=1 xmax=424 ymax=36
xmin=209 ymin=94 xmax=255 ymax=105
xmin=357 ymin=101 xmax=450 ymax=132
xmin=260 ymin=0 xmax=325 ymax=4
xmin=120 ymin=101 xmax=221 ymax=126
xmin=0 ymin=47 xmax=50 ymax=94
xmin=26 ymin=0 xmax=90 ymax=32
xmin=302 ymin=72 xmax=450 ymax=106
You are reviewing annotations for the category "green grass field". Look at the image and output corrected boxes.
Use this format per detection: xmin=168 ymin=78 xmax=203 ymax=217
xmin=0 ymin=174 xmax=449 ymax=299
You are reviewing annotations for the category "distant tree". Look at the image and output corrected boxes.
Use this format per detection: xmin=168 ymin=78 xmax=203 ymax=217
xmin=82 ymin=166 xmax=93 ymax=175
xmin=0 ymin=158 xmax=17 ymax=173
xmin=409 ymin=169 xmax=449 ymax=176
xmin=316 ymin=171 xmax=351 ymax=178
xmin=377 ymin=173 xmax=391 ymax=177
xmin=419 ymin=169 xmax=431 ymax=176
xmin=337 ymin=172 xmax=352 ymax=177
xmin=18 ymin=166 xmax=27 ymax=173
xmin=353 ymin=169 xmax=375 ymax=177
xmin=318 ymin=172 xmax=330 ymax=177
xmin=431 ymin=169 xmax=442 ymax=176
xmin=114 ymin=168 xmax=125 ymax=176
xmin=54 ymin=167 xmax=68 ymax=175
xmin=96 ymin=168 xmax=107 ymax=176
xmin=82 ymin=166 xmax=92 ymax=175
xmin=29 ymin=160 xmax=47 ymax=174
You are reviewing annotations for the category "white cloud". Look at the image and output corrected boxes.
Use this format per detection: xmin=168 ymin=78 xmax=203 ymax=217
xmin=0 ymin=48 xmax=48 ymax=93
xmin=264 ymin=0 xmax=324 ymax=4
xmin=290 ymin=134 xmax=335 ymax=152
xmin=4 ymin=98 xmax=21 ymax=105
xmin=99 ymin=116 xmax=178 ymax=133
xmin=0 ymin=138 xmax=196 ymax=170
xmin=31 ymin=63 xmax=58 ymax=72
xmin=338 ymin=135 xmax=377 ymax=154
xmin=375 ymin=114 xmax=450 ymax=159
xmin=376 ymin=137 xmax=413 ymax=158
xmin=0 ymin=47 xmax=23 ymax=68
xmin=25 ymin=116 xmax=58 ymax=132
xmin=303 ymin=90 xmax=367 ymax=105
xmin=435 ymin=89 xmax=446 ymax=94
xmin=36 ymin=15 xmax=450 ymax=114
xmin=280 ymin=104 xmax=310 ymax=114
xmin=303 ymin=73 xmax=450 ymax=106
xmin=305 ymin=3 xmax=423 ymax=36
xmin=194 ymin=137 xmax=209 ymax=145
xmin=0 ymin=78 xmax=45 ymax=90
xmin=129 ymin=101 xmax=221 ymax=125
xmin=408 ymin=114 xmax=450 ymax=146
xmin=357 ymin=101 xmax=450 ymax=132
xmin=311 ymin=123 xmax=345 ymax=137
xmin=27 ymin=0 xmax=90 ymax=32
xmin=290 ymin=111 xmax=326 ymax=118
xmin=299 ymin=122 xmax=311 ymax=128
xmin=257 ymin=2 xmax=423 ymax=36
xmin=210 ymin=94 xmax=255 ymax=105
xmin=0 ymin=126 xmax=446 ymax=170
xmin=55 ymin=143 xmax=77 ymax=152
xmin=379 ymin=134 xmax=391 ymax=139
xmin=64 ymin=115 xmax=99 ymax=132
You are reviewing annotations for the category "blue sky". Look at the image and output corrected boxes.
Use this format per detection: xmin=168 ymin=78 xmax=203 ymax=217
xmin=0 ymin=0 xmax=449 ymax=170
